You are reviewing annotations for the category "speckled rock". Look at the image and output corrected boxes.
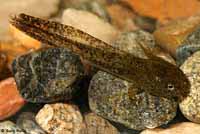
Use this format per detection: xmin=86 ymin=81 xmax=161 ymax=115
xmin=89 ymin=71 xmax=177 ymax=130
xmin=62 ymin=8 xmax=119 ymax=44
xmin=81 ymin=112 xmax=119 ymax=134
xmin=140 ymin=122 xmax=200 ymax=134
xmin=17 ymin=112 xmax=47 ymax=134
xmin=0 ymin=121 xmax=25 ymax=134
xmin=176 ymin=26 xmax=200 ymax=66
xmin=0 ymin=0 xmax=60 ymax=41
xmin=12 ymin=47 xmax=84 ymax=103
xmin=180 ymin=51 xmax=200 ymax=123
xmin=35 ymin=103 xmax=83 ymax=134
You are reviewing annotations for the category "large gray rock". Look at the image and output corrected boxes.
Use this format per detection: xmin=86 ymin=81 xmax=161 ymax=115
xmin=89 ymin=71 xmax=177 ymax=130
xmin=12 ymin=47 xmax=84 ymax=103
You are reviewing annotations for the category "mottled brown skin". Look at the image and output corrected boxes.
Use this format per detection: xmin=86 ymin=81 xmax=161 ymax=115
xmin=10 ymin=13 xmax=190 ymax=101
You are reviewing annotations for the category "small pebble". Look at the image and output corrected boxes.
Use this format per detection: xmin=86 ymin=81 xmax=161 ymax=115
xmin=0 ymin=0 xmax=60 ymax=41
xmin=176 ymin=26 xmax=200 ymax=65
xmin=140 ymin=122 xmax=200 ymax=134
xmin=81 ymin=112 xmax=119 ymax=134
xmin=12 ymin=47 xmax=84 ymax=103
xmin=180 ymin=51 xmax=200 ymax=123
xmin=0 ymin=77 xmax=25 ymax=120
xmin=106 ymin=3 xmax=138 ymax=32
xmin=0 ymin=121 xmax=25 ymax=134
xmin=36 ymin=103 xmax=83 ymax=134
xmin=17 ymin=112 xmax=47 ymax=134
xmin=62 ymin=8 xmax=119 ymax=44
xmin=89 ymin=71 xmax=177 ymax=130
xmin=74 ymin=1 xmax=111 ymax=22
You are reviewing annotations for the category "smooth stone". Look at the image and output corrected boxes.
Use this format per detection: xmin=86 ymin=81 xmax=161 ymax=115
xmin=180 ymin=51 xmax=200 ymax=123
xmin=112 ymin=30 xmax=175 ymax=64
xmin=89 ymin=71 xmax=177 ymax=130
xmin=0 ymin=121 xmax=25 ymax=134
xmin=62 ymin=8 xmax=119 ymax=44
xmin=112 ymin=30 xmax=155 ymax=59
xmin=176 ymin=26 xmax=200 ymax=66
xmin=0 ymin=77 xmax=26 ymax=120
xmin=36 ymin=103 xmax=83 ymax=134
xmin=17 ymin=112 xmax=47 ymax=134
xmin=106 ymin=3 xmax=138 ymax=32
xmin=12 ymin=47 xmax=84 ymax=103
xmin=123 ymin=0 xmax=200 ymax=24
xmin=62 ymin=0 xmax=114 ymax=8
xmin=72 ymin=0 xmax=111 ymax=22
xmin=9 ymin=25 xmax=41 ymax=50
xmin=0 ymin=0 xmax=60 ymax=41
xmin=153 ymin=14 xmax=200 ymax=58
xmin=140 ymin=122 xmax=200 ymax=134
xmin=81 ymin=112 xmax=119 ymax=134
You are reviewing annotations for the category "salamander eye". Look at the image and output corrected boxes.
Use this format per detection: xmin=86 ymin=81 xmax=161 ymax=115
xmin=167 ymin=83 xmax=174 ymax=91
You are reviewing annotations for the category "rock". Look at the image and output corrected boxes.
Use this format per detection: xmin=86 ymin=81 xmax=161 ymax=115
xmin=0 ymin=53 xmax=7 ymax=73
xmin=0 ymin=52 xmax=10 ymax=79
xmin=179 ymin=51 xmax=200 ymax=123
xmin=17 ymin=112 xmax=47 ymax=134
xmin=134 ymin=16 xmax=156 ymax=33
xmin=81 ymin=112 xmax=119 ymax=134
xmin=112 ymin=30 xmax=156 ymax=59
xmin=9 ymin=25 xmax=41 ymax=50
xmin=0 ymin=40 xmax=40 ymax=71
xmin=106 ymin=3 xmax=138 ymax=32
xmin=12 ymin=47 xmax=84 ymax=103
xmin=122 ymin=0 xmax=200 ymax=24
xmin=112 ymin=30 xmax=175 ymax=64
xmin=0 ymin=77 xmax=25 ymax=120
xmin=176 ymin=26 xmax=200 ymax=66
xmin=0 ymin=0 xmax=60 ymax=41
xmin=88 ymin=71 xmax=177 ymax=130
xmin=153 ymin=15 xmax=200 ymax=59
xmin=0 ymin=121 xmax=25 ymax=134
xmin=62 ymin=0 xmax=114 ymax=8
xmin=74 ymin=1 xmax=111 ymax=22
xmin=35 ymin=103 xmax=83 ymax=134
xmin=62 ymin=8 xmax=119 ymax=44
xmin=88 ymin=31 xmax=177 ymax=130
xmin=140 ymin=122 xmax=200 ymax=134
